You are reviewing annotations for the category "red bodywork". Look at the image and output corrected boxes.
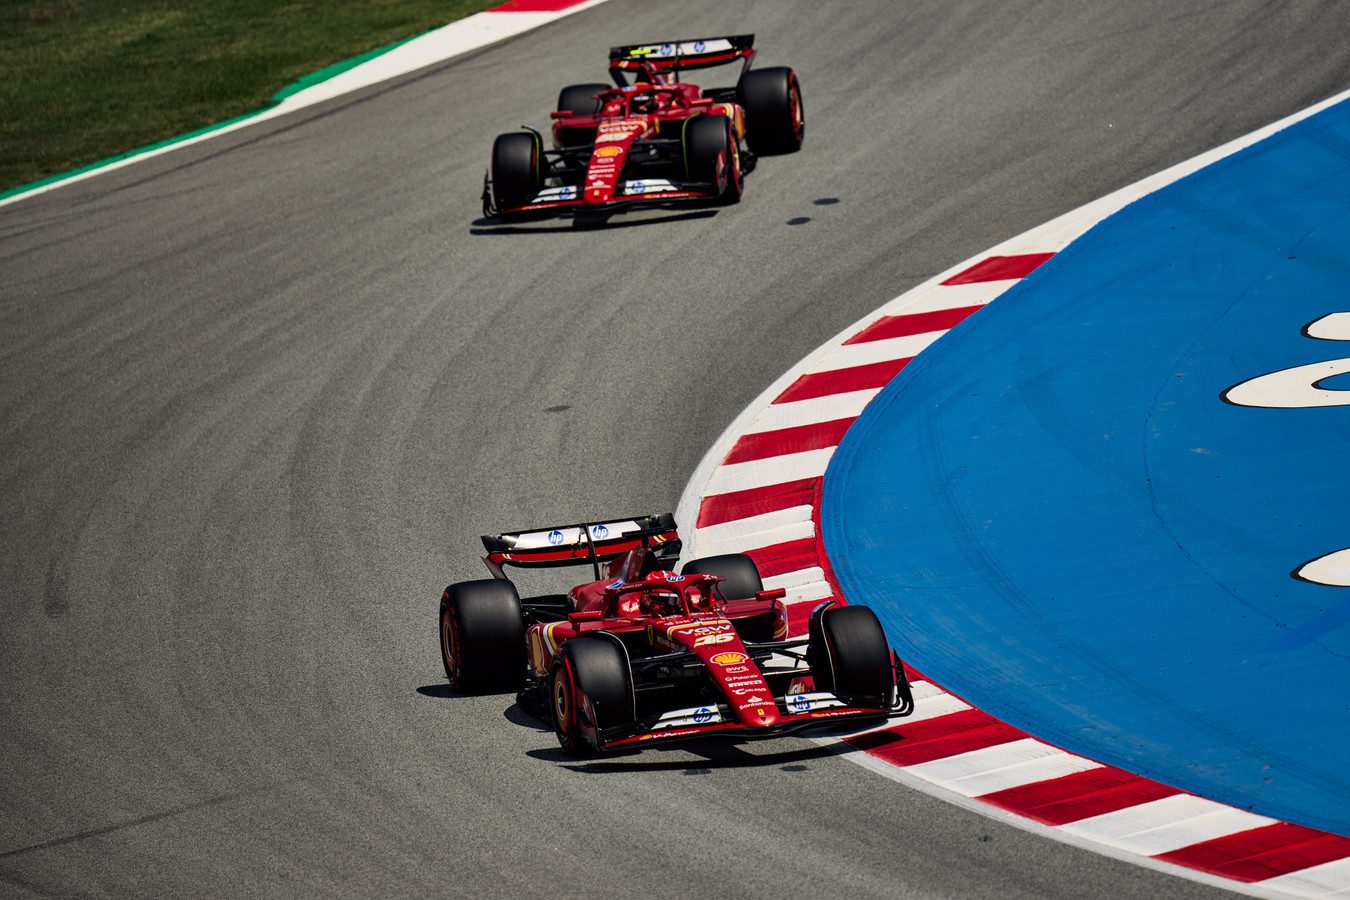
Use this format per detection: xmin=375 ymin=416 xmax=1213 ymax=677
xmin=518 ymin=559 xmax=894 ymax=750
xmin=474 ymin=514 xmax=910 ymax=752
xmin=539 ymin=86 xmax=745 ymax=211
xmin=484 ymin=37 xmax=759 ymax=218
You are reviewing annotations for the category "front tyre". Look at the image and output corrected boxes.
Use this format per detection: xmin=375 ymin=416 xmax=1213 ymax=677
xmin=489 ymin=131 xmax=542 ymax=216
xmin=808 ymin=605 xmax=895 ymax=708
xmin=683 ymin=115 xmax=741 ymax=204
xmin=550 ymin=638 xmax=635 ymax=757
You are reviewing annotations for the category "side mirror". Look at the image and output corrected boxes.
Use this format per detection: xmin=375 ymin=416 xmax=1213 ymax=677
xmin=755 ymin=588 xmax=787 ymax=602
xmin=569 ymin=610 xmax=604 ymax=624
xmin=550 ymin=110 xmax=574 ymax=119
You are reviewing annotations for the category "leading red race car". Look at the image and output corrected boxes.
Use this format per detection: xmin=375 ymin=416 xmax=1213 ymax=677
xmin=437 ymin=514 xmax=914 ymax=756
xmin=481 ymin=35 xmax=804 ymax=221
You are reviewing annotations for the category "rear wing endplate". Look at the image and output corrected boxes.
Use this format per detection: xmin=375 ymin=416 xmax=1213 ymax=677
xmin=609 ymin=35 xmax=755 ymax=79
xmin=481 ymin=513 xmax=681 ymax=579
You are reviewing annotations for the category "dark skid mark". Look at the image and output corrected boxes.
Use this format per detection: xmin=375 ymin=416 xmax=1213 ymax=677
xmin=544 ymin=404 xmax=571 ymax=413
xmin=43 ymin=559 xmax=68 ymax=618
xmin=787 ymin=216 xmax=810 ymax=225
xmin=813 ymin=197 xmax=840 ymax=205
xmin=0 ymin=788 xmax=262 ymax=859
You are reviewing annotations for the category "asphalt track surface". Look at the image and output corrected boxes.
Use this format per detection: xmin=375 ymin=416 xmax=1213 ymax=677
xmin=2 ymin=2 xmax=1348 ymax=897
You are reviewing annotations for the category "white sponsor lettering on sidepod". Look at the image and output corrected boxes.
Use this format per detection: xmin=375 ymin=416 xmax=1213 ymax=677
xmin=671 ymin=622 xmax=729 ymax=638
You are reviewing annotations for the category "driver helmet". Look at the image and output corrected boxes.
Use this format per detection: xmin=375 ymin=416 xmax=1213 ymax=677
xmin=629 ymin=84 xmax=656 ymax=113
xmin=638 ymin=570 xmax=683 ymax=614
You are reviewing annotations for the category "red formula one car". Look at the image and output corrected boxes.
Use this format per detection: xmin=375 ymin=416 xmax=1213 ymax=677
xmin=481 ymin=35 xmax=803 ymax=221
xmin=437 ymin=514 xmax=914 ymax=756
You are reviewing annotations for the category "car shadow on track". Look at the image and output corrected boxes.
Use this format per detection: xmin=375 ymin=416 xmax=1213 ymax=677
xmin=414 ymin=682 xmax=529 ymax=703
xmin=526 ymin=735 xmax=842 ymax=774
xmin=468 ymin=208 xmax=718 ymax=235
xmin=417 ymin=685 xmax=844 ymax=772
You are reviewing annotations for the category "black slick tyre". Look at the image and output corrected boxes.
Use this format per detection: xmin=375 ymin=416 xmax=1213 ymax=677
xmin=550 ymin=637 xmax=634 ymax=757
xmin=737 ymin=66 xmax=804 ymax=155
xmin=556 ymin=82 xmax=610 ymax=116
xmin=555 ymin=83 xmax=608 ymax=148
xmin=439 ymin=579 xmax=525 ymax=692
xmin=681 ymin=553 xmax=763 ymax=600
xmin=683 ymin=114 xmax=740 ymax=202
xmin=808 ymin=605 xmax=894 ymax=707
xmin=490 ymin=131 xmax=542 ymax=215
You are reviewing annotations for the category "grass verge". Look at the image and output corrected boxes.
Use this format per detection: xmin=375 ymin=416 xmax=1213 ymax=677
xmin=0 ymin=0 xmax=503 ymax=192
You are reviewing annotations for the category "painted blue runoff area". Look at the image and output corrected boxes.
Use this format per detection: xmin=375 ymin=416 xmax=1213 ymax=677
xmin=823 ymin=99 xmax=1350 ymax=834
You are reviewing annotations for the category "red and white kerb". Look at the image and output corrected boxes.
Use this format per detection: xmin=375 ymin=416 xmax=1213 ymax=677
xmin=681 ymin=252 xmax=1350 ymax=897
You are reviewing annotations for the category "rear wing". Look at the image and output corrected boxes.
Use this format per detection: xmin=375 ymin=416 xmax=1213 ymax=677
xmin=609 ymin=35 xmax=755 ymax=82
xmin=481 ymin=513 xmax=681 ymax=579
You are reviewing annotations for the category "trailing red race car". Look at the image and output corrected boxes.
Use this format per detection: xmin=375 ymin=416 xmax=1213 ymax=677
xmin=437 ymin=514 xmax=914 ymax=756
xmin=481 ymin=35 xmax=803 ymax=221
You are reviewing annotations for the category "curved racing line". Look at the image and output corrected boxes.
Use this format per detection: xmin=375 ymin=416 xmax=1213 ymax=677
xmin=675 ymin=88 xmax=1350 ymax=897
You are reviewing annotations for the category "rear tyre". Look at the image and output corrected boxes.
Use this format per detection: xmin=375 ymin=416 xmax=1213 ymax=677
xmin=550 ymin=638 xmax=635 ymax=757
xmin=737 ymin=66 xmax=804 ymax=155
xmin=681 ymin=553 xmax=763 ymax=601
xmin=439 ymin=579 xmax=525 ymax=692
xmin=556 ymin=82 xmax=610 ymax=116
xmin=490 ymin=131 xmax=542 ymax=215
xmin=555 ymin=83 xmax=608 ymax=148
xmin=808 ymin=605 xmax=894 ymax=707
xmin=683 ymin=114 xmax=739 ymax=202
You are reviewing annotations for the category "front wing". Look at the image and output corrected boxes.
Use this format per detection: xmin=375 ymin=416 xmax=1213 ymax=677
xmin=490 ymin=178 xmax=718 ymax=219
xmin=597 ymin=687 xmax=915 ymax=751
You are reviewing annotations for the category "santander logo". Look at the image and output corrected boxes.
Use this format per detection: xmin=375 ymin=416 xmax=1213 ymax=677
xmin=1222 ymin=313 xmax=1350 ymax=586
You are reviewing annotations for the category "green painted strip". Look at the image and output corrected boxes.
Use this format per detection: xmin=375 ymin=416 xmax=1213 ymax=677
xmin=0 ymin=29 xmax=431 ymax=204
xmin=0 ymin=110 xmax=267 ymax=202
xmin=270 ymin=31 xmax=426 ymax=102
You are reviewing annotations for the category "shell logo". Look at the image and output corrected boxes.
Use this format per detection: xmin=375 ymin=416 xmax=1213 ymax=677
xmin=710 ymin=651 xmax=748 ymax=666
xmin=594 ymin=146 xmax=622 ymax=158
